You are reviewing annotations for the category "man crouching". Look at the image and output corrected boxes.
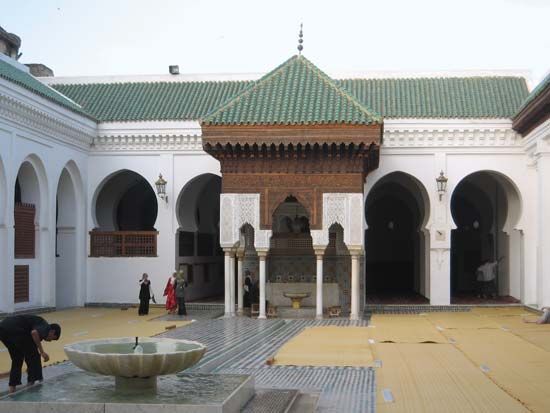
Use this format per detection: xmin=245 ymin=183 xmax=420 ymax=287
xmin=0 ymin=315 xmax=61 ymax=394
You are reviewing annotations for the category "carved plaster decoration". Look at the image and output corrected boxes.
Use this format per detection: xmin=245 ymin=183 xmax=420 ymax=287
xmin=254 ymin=229 xmax=272 ymax=250
xmin=311 ymin=229 xmax=328 ymax=248
xmin=220 ymin=195 xmax=234 ymax=247
xmin=322 ymin=193 xmax=364 ymax=248
xmin=383 ymin=125 xmax=522 ymax=148
xmin=220 ymin=193 xmax=269 ymax=248
xmin=234 ymin=194 xmax=259 ymax=242
xmin=91 ymin=135 xmax=203 ymax=152
xmin=0 ymin=94 xmax=95 ymax=149
xmin=324 ymin=194 xmax=347 ymax=230
xmin=349 ymin=194 xmax=364 ymax=246
xmin=432 ymin=248 xmax=449 ymax=269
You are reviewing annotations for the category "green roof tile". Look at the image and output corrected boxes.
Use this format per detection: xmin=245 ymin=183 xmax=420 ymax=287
xmin=49 ymin=65 xmax=529 ymax=123
xmin=201 ymin=55 xmax=382 ymax=126
xmin=53 ymin=80 xmax=252 ymax=123
xmin=338 ymin=77 xmax=528 ymax=119
xmin=0 ymin=59 xmax=94 ymax=119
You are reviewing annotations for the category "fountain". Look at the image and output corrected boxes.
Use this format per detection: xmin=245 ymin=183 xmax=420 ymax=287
xmin=64 ymin=336 xmax=206 ymax=392
xmin=0 ymin=336 xmax=255 ymax=413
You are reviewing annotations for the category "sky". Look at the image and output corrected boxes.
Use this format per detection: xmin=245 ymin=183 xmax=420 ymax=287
xmin=3 ymin=0 xmax=549 ymax=86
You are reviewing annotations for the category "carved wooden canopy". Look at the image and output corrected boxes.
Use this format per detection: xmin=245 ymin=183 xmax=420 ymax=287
xmin=203 ymin=124 xmax=382 ymax=230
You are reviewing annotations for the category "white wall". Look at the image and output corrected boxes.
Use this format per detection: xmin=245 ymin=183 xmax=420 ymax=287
xmin=0 ymin=76 xmax=93 ymax=312
xmin=364 ymin=119 xmax=537 ymax=306
xmin=86 ymin=151 xmax=221 ymax=304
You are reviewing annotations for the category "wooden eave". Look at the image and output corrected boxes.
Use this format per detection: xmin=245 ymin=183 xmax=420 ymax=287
xmin=513 ymin=87 xmax=550 ymax=136
xmin=201 ymin=123 xmax=382 ymax=147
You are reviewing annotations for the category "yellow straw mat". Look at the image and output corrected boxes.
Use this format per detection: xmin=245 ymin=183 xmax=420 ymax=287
xmin=273 ymin=326 xmax=373 ymax=367
xmin=425 ymin=312 xmax=500 ymax=329
xmin=0 ymin=307 xmax=191 ymax=374
xmin=374 ymin=343 xmax=527 ymax=413
xmin=369 ymin=315 xmax=447 ymax=343
xmin=442 ymin=328 xmax=550 ymax=412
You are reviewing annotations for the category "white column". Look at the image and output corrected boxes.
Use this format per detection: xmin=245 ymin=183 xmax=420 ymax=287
xmin=350 ymin=252 xmax=360 ymax=320
xmin=258 ymin=251 xmax=267 ymax=319
xmin=538 ymin=154 xmax=550 ymax=307
xmin=315 ymin=251 xmax=324 ymax=319
xmin=0 ymin=224 xmax=14 ymax=313
xmin=223 ymin=250 xmax=231 ymax=316
xmin=237 ymin=252 xmax=244 ymax=314
xmin=429 ymin=247 xmax=451 ymax=305
xmin=229 ymin=252 xmax=236 ymax=315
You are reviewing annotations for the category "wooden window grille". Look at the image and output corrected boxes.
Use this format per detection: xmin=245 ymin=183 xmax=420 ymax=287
xmin=203 ymin=264 xmax=210 ymax=283
xmin=269 ymin=234 xmax=313 ymax=255
xmin=89 ymin=231 xmax=158 ymax=257
xmin=14 ymin=265 xmax=30 ymax=303
xmin=14 ymin=203 xmax=36 ymax=258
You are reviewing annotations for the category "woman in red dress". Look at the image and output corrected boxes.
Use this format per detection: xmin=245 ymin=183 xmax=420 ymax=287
xmin=163 ymin=272 xmax=177 ymax=314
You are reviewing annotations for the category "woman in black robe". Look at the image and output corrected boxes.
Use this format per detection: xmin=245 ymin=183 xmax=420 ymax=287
xmin=138 ymin=273 xmax=152 ymax=315
xmin=243 ymin=274 xmax=253 ymax=308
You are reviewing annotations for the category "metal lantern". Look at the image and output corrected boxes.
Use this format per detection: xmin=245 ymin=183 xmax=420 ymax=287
xmin=436 ymin=171 xmax=448 ymax=201
xmin=155 ymin=174 xmax=168 ymax=202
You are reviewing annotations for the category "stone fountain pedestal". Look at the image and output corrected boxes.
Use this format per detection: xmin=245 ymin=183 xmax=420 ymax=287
xmin=0 ymin=371 xmax=255 ymax=413
xmin=0 ymin=337 xmax=254 ymax=413
xmin=115 ymin=375 xmax=158 ymax=392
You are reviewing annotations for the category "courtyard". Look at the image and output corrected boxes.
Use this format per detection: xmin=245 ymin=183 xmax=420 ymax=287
xmin=1 ymin=306 xmax=549 ymax=412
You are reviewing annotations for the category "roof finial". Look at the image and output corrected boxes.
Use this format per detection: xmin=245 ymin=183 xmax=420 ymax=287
xmin=297 ymin=23 xmax=303 ymax=55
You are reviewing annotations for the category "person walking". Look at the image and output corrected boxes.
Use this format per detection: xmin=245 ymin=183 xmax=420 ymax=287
xmin=0 ymin=315 xmax=61 ymax=394
xmin=175 ymin=269 xmax=188 ymax=316
xmin=163 ymin=272 xmax=177 ymax=314
xmin=138 ymin=273 xmax=153 ymax=315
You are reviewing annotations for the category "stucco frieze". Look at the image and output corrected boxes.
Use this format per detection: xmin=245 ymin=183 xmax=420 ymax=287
xmin=91 ymin=135 xmax=203 ymax=152
xmin=383 ymin=126 xmax=521 ymax=148
xmin=0 ymin=94 xmax=94 ymax=149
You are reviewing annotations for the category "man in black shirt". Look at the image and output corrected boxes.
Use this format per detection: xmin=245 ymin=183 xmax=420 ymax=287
xmin=0 ymin=315 xmax=61 ymax=393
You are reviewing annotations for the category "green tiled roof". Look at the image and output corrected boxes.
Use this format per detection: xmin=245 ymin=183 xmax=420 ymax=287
xmin=53 ymin=80 xmax=252 ymax=123
xmin=514 ymin=72 xmax=550 ymax=117
xmin=202 ymin=55 xmax=382 ymax=126
xmin=338 ymin=77 xmax=528 ymax=119
xmin=0 ymin=59 xmax=94 ymax=119
xmin=50 ymin=68 xmax=529 ymax=123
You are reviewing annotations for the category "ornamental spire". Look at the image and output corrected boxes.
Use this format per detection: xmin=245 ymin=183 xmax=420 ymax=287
xmin=297 ymin=23 xmax=303 ymax=55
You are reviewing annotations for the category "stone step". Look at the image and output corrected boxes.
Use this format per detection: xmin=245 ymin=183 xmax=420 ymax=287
xmin=364 ymin=304 xmax=472 ymax=314
xmin=242 ymin=389 xmax=299 ymax=413
xmin=287 ymin=392 xmax=319 ymax=413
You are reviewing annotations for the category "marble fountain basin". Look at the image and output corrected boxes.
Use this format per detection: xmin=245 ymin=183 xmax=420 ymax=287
xmin=64 ymin=337 xmax=206 ymax=391
xmin=283 ymin=292 xmax=311 ymax=309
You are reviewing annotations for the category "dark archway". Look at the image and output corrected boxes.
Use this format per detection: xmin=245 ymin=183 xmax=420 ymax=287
xmin=55 ymin=167 xmax=78 ymax=308
xmin=13 ymin=156 xmax=48 ymax=306
xmin=94 ymin=170 xmax=158 ymax=231
xmin=451 ymin=171 xmax=521 ymax=303
xmin=324 ymin=223 xmax=351 ymax=313
xmin=365 ymin=172 xmax=429 ymax=304
xmin=175 ymin=174 xmax=223 ymax=302
xmin=269 ymin=196 xmax=314 ymax=282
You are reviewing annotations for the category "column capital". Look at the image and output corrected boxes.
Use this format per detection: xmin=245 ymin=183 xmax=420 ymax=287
xmin=313 ymin=245 xmax=327 ymax=258
xmin=349 ymin=249 xmax=364 ymax=257
xmin=257 ymin=249 xmax=268 ymax=258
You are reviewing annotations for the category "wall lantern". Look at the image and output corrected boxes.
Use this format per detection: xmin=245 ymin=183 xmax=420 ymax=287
xmin=155 ymin=174 xmax=168 ymax=202
xmin=436 ymin=171 xmax=448 ymax=201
